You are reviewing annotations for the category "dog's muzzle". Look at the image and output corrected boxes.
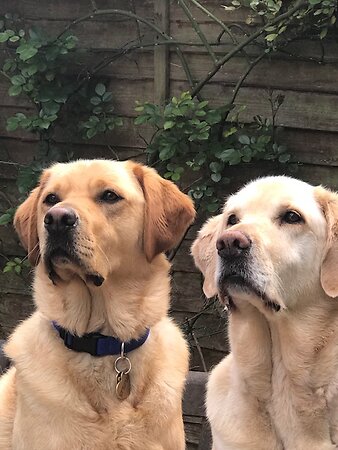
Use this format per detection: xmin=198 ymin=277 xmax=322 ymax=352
xmin=44 ymin=206 xmax=79 ymax=259
xmin=43 ymin=207 xmax=105 ymax=287
xmin=43 ymin=206 xmax=80 ymax=278
xmin=216 ymin=230 xmax=280 ymax=312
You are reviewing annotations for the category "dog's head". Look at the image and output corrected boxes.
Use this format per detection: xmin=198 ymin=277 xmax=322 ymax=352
xmin=192 ymin=176 xmax=338 ymax=313
xmin=14 ymin=160 xmax=195 ymax=286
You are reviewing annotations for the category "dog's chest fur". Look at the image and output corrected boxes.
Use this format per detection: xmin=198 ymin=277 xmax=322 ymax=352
xmin=227 ymin=303 xmax=338 ymax=448
xmin=5 ymin=314 xmax=187 ymax=450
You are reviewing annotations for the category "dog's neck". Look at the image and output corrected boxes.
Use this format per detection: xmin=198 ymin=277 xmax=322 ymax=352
xmin=33 ymin=256 xmax=171 ymax=342
xmin=228 ymin=292 xmax=338 ymax=399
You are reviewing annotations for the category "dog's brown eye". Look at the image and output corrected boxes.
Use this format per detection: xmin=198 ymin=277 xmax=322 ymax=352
xmin=44 ymin=193 xmax=60 ymax=206
xmin=282 ymin=210 xmax=303 ymax=224
xmin=227 ymin=214 xmax=238 ymax=226
xmin=100 ymin=190 xmax=122 ymax=204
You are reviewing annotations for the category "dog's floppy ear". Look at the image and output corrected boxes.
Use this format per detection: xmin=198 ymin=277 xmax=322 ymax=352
xmin=14 ymin=170 xmax=50 ymax=266
xmin=132 ymin=164 xmax=195 ymax=262
xmin=316 ymin=186 xmax=338 ymax=298
xmin=191 ymin=215 xmax=223 ymax=298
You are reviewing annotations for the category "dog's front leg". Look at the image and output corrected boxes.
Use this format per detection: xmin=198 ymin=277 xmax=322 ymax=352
xmin=0 ymin=367 xmax=16 ymax=449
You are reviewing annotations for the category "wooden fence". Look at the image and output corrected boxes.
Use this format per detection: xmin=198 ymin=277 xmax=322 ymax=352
xmin=1 ymin=0 xmax=338 ymax=376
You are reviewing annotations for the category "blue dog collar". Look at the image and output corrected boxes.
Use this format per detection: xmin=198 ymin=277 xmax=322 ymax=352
xmin=52 ymin=322 xmax=150 ymax=357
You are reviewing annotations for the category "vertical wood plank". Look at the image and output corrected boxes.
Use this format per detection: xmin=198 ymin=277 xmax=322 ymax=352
xmin=154 ymin=0 xmax=170 ymax=105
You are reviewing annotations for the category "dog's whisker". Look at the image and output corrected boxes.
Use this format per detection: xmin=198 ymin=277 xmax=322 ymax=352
xmin=96 ymin=242 xmax=110 ymax=266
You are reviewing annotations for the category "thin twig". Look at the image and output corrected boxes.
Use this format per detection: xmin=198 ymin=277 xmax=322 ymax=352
xmin=129 ymin=0 xmax=142 ymax=44
xmin=191 ymin=331 xmax=207 ymax=372
xmin=218 ymin=51 xmax=266 ymax=140
xmin=182 ymin=176 xmax=203 ymax=193
xmin=188 ymin=0 xmax=251 ymax=64
xmin=54 ymin=8 xmax=196 ymax=92
xmin=183 ymin=300 xmax=217 ymax=331
xmin=167 ymin=224 xmax=191 ymax=262
xmin=231 ymin=52 xmax=266 ymax=105
xmin=191 ymin=0 xmax=307 ymax=98
xmin=0 ymin=70 xmax=11 ymax=81
xmin=90 ymin=0 xmax=98 ymax=12
xmin=178 ymin=0 xmax=217 ymax=64
xmin=107 ymin=145 xmax=120 ymax=160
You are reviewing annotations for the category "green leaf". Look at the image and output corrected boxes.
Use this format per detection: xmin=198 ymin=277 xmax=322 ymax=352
xmin=23 ymin=83 xmax=34 ymax=93
xmin=207 ymin=202 xmax=219 ymax=213
xmin=164 ymin=121 xmax=175 ymax=130
xmin=223 ymin=127 xmax=237 ymax=138
xmin=216 ymin=148 xmax=236 ymax=162
xmin=211 ymin=173 xmax=222 ymax=183
xmin=205 ymin=110 xmax=222 ymax=125
xmin=11 ymin=75 xmax=26 ymax=86
xmin=41 ymin=101 xmax=60 ymax=115
xmin=319 ymin=28 xmax=328 ymax=39
xmin=195 ymin=110 xmax=207 ymax=117
xmin=229 ymin=153 xmax=242 ymax=165
xmin=86 ymin=128 xmax=97 ymax=139
xmin=89 ymin=96 xmax=101 ymax=105
xmin=278 ymin=153 xmax=290 ymax=163
xmin=17 ymin=44 xmax=38 ymax=61
xmin=0 ymin=213 xmax=12 ymax=225
xmin=3 ymin=60 xmax=12 ymax=72
xmin=114 ymin=117 xmax=123 ymax=127
xmin=192 ymin=191 xmax=203 ymax=199
xmin=265 ymin=33 xmax=278 ymax=42
xmin=238 ymin=135 xmax=250 ymax=145
xmin=45 ymin=72 xmax=55 ymax=81
xmin=209 ymin=162 xmax=222 ymax=173
xmin=8 ymin=85 xmax=22 ymax=96
xmin=102 ymin=92 xmax=113 ymax=102
xmin=197 ymin=100 xmax=209 ymax=109
xmin=171 ymin=172 xmax=181 ymax=181
xmin=6 ymin=118 xmax=19 ymax=131
xmin=0 ymin=32 xmax=9 ymax=42
xmin=9 ymin=35 xmax=20 ymax=42
xmin=95 ymin=83 xmax=106 ymax=96
xmin=24 ymin=64 xmax=38 ymax=76
xmin=134 ymin=115 xmax=148 ymax=125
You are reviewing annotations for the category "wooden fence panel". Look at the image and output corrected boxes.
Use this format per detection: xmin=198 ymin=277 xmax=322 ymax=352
xmin=0 ymin=0 xmax=338 ymax=378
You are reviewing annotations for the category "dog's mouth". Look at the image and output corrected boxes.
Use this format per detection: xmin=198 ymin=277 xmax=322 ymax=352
xmin=44 ymin=247 xmax=105 ymax=287
xmin=218 ymin=273 xmax=281 ymax=312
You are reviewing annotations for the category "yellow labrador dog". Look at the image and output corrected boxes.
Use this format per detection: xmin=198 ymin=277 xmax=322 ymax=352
xmin=0 ymin=159 xmax=195 ymax=450
xmin=192 ymin=176 xmax=338 ymax=450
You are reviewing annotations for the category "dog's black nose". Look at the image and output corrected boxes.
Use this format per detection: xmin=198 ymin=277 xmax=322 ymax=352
xmin=217 ymin=230 xmax=251 ymax=258
xmin=44 ymin=207 xmax=78 ymax=233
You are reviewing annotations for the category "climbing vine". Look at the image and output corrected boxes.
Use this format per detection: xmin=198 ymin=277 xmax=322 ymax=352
xmin=0 ymin=1 xmax=337 ymax=306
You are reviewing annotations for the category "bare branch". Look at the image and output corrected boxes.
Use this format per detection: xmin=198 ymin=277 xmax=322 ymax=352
xmin=54 ymin=8 xmax=196 ymax=93
xmin=191 ymin=331 xmax=207 ymax=372
xmin=191 ymin=0 xmax=307 ymax=98
xmin=178 ymin=0 xmax=218 ymax=64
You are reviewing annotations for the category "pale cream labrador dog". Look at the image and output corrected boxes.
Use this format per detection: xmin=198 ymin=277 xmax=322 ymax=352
xmin=192 ymin=176 xmax=338 ymax=450
xmin=0 ymin=159 xmax=195 ymax=450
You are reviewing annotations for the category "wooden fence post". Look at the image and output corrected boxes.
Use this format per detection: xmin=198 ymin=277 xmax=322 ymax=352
xmin=154 ymin=0 xmax=170 ymax=105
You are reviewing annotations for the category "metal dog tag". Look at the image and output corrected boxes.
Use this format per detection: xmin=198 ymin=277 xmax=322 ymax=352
xmin=116 ymin=372 xmax=131 ymax=401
